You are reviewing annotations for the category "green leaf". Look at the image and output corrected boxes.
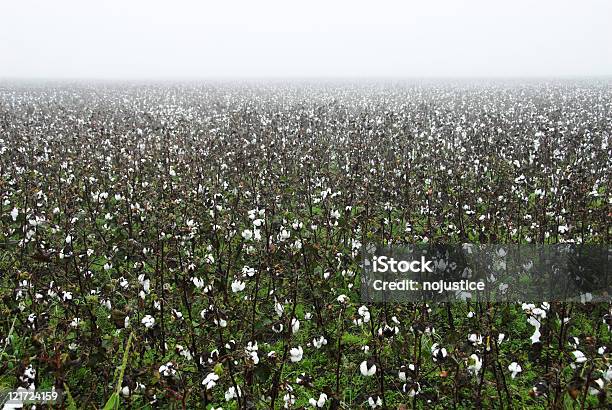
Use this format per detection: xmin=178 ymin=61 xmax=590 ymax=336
xmin=101 ymin=331 xmax=134 ymax=410
xmin=63 ymin=383 xmax=78 ymax=410
xmin=102 ymin=392 xmax=120 ymax=410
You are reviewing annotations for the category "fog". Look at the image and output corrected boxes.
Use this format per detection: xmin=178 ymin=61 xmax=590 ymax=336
xmin=1 ymin=0 xmax=611 ymax=79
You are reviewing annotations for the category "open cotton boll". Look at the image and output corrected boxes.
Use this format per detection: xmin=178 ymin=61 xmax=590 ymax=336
xmin=289 ymin=346 xmax=303 ymax=362
xmin=308 ymin=393 xmax=327 ymax=408
xmin=431 ymin=343 xmax=448 ymax=362
xmin=291 ymin=318 xmax=300 ymax=334
xmin=312 ymin=336 xmax=327 ymax=349
xmin=467 ymin=354 xmax=482 ymax=375
xmin=225 ymin=386 xmax=241 ymax=401
xmin=368 ymin=395 xmax=383 ymax=408
xmin=527 ymin=316 xmax=542 ymax=344
xmin=360 ymin=360 xmax=377 ymax=376
xmin=121 ymin=385 xmax=130 ymax=397
xmin=572 ymin=350 xmax=587 ymax=365
xmin=202 ymin=372 xmax=219 ymax=390
xmin=508 ymin=362 xmax=522 ymax=378
xmin=231 ymin=280 xmax=246 ymax=293
xmin=141 ymin=315 xmax=155 ymax=328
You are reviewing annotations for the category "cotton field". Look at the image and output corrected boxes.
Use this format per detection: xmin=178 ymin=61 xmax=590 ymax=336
xmin=0 ymin=80 xmax=611 ymax=409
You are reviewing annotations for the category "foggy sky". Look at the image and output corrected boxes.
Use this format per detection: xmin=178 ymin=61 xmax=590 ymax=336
xmin=1 ymin=0 xmax=611 ymax=79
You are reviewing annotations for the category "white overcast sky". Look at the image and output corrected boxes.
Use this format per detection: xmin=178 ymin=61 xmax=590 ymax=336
xmin=0 ymin=0 xmax=611 ymax=79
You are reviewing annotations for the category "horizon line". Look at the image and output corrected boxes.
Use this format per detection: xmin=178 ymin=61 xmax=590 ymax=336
xmin=1 ymin=74 xmax=612 ymax=83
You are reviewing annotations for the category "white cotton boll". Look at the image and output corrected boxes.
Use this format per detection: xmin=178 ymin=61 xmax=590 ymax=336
xmin=141 ymin=315 xmax=155 ymax=328
xmin=249 ymin=351 xmax=259 ymax=364
xmin=604 ymin=366 xmax=612 ymax=382
xmin=225 ymin=386 xmax=241 ymax=401
xmin=284 ymin=393 xmax=296 ymax=407
xmin=253 ymin=229 xmax=262 ymax=241
xmin=508 ymin=362 xmax=522 ymax=378
xmin=290 ymin=346 xmax=303 ymax=362
xmin=274 ymin=300 xmax=284 ymax=317
xmin=568 ymin=336 xmax=580 ymax=348
xmin=20 ymin=365 xmax=36 ymax=387
xmin=398 ymin=364 xmax=415 ymax=381
xmin=468 ymin=334 xmax=482 ymax=345
xmin=360 ymin=360 xmax=376 ymax=376
xmin=368 ymin=396 xmax=383 ymax=408
xmin=11 ymin=207 xmax=19 ymax=221
xmin=231 ymin=280 xmax=245 ymax=293
xmin=589 ymin=378 xmax=604 ymax=395
xmin=242 ymin=266 xmax=256 ymax=277
xmin=431 ymin=343 xmax=447 ymax=362
xmin=279 ymin=229 xmax=291 ymax=240
xmin=530 ymin=327 xmax=541 ymax=344
xmin=313 ymin=336 xmax=327 ymax=349
xmin=337 ymin=294 xmax=349 ymax=304
xmin=142 ymin=280 xmax=150 ymax=293
xmin=172 ymin=309 xmax=183 ymax=321
xmin=522 ymin=303 xmax=536 ymax=311
xmin=357 ymin=306 xmax=370 ymax=323
xmin=467 ymin=354 xmax=482 ymax=375
xmin=202 ymin=372 xmax=219 ymax=390
xmin=291 ymin=318 xmax=300 ymax=334
xmin=65 ymin=234 xmax=72 ymax=244
xmin=572 ymin=350 xmax=587 ymax=364
xmin=527 ymin=316 xmax=542 ymax=344
xmin=309 ymin=393 xmax=327 ymax=408
xmin=245 ymin=341 xmax=259 ymax=364
xmin=241 ymin=229 xmax=253 ymax=240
